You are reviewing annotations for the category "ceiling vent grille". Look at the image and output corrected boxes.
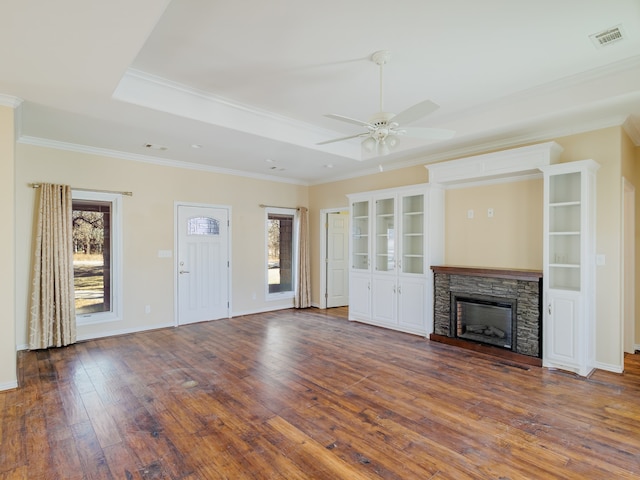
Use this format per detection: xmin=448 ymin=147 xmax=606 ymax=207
xmin=589 ymin=25 xmax=626 ymax=48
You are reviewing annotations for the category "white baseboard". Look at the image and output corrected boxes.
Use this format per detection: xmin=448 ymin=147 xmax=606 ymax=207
xmin=594 ymin=361 xmax=624 ymax=374
xmin=231 ymin=304 xmax=296 ymax=317
xmin=16 ymin=308 xmax=301 ymax=352
xmin=0 ymin=380 xmax=18 ymax=392
xmin=76 ymin=322 xmax=174 ymax=342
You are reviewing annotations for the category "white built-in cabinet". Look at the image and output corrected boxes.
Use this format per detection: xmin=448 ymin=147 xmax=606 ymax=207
xmin=541 ymin=160 xmax=599 ymax=376
xmin=347 ymin=184 xmax=443 ymax=335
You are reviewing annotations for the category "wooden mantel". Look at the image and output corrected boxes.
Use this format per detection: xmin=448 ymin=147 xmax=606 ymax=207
xmin=431 ymin=265 xmax=543 ymax=282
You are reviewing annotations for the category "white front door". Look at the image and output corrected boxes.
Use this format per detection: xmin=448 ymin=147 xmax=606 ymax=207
xmin=177 ymin=204 xmax=230 ymax=325
xmin=327 ymin=212 xmax=349 ymax=307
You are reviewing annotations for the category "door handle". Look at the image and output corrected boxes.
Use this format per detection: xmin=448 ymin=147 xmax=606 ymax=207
xmin=180 ymin=270 xmax=190 ymax=274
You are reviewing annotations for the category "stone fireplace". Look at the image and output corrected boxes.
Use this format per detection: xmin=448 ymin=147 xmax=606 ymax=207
xmin=431 ymin=266 xmax=542 ymax=364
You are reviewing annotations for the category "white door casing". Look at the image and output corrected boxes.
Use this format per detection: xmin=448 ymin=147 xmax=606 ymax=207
xmin=176 ymin=204 xmax=230 ymax=325
xmin=623 ymin=178 xmax=636 ymax=354
xmin=327 ymin=212 xmax=349 ymax=308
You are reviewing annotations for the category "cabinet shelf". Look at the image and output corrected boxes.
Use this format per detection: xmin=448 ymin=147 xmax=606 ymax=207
xmin=549 ymin=231 xmax=579 ymax=236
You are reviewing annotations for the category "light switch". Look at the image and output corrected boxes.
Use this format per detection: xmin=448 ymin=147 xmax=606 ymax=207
xmin=467 ymin=209 xmax=474 ymax=219
xmin=596 ymin=254 xmax=605 ymax=266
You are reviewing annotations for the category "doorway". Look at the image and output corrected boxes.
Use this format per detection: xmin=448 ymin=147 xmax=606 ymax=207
xmin=176 ymin=203 xmax=230 ymax=325
xmin=320 ymin=209 xmax=349 ymax=308
xmin=623 ymin=178 xmax=635 ymax=355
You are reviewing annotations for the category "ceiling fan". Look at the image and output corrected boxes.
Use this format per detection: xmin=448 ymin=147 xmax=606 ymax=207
xmin=318 ymin=50 xmax=455 ymax=156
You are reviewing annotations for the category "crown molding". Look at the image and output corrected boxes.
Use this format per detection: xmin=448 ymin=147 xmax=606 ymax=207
xmin=623 ymin=116 xmax=640 ymax=146
xmin=18 ymin=136 xmax=310 ymax=186
xmin=0 ymin=94 xmax=23 ymax=108
xmin=113 ymin=69 xmax=360 ymax=160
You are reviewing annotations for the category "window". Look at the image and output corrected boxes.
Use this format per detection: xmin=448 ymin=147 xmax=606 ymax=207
xmin=266 ymin=208 xmax=297 ymax=298
xmin=72 ymin=191 xmax=122 ymax=324
xmin=188 ymin=216 xmax=220 ymax=235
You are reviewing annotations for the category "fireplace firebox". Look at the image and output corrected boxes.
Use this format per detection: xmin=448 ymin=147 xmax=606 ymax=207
xmin=451 ymin=294 xmax=516 ymax=350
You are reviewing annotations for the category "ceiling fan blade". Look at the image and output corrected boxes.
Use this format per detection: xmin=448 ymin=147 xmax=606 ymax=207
xmin=325 ymin=114 xmax=373 ymax=128
xmin=402 ymin=127 xmax=455 ymax=140
xmin=391 ymin=99 xmax=440 ymax=126
xmin=317 ymin=133 xmax=367 ymax=145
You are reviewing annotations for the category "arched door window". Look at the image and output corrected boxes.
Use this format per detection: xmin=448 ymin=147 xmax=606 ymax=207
xmin=188 ymin=217 xmax=220 ymax=236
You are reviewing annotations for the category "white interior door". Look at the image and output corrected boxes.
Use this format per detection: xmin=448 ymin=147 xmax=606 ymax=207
xmin=177 ymin=205 xmax=229 ymax=325
xmin=327 ymin=212 xmax=349 ymax=307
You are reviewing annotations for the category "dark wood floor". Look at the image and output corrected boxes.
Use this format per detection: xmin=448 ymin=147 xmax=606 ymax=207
xmin=3 ymin=307 xmax=640 ymax=479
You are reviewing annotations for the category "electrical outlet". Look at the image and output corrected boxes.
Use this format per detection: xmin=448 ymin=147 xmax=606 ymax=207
xmin=145 ymin=305 xmax=151 ymax=314
xmin=488 ymin=208 xmax=494 ymax=218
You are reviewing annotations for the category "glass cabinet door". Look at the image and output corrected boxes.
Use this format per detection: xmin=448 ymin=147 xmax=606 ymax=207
xmin=548 ymin=172 xmax=581 ymax=291
xmin=401 ymin=194 xmax=424 ymax=274
xmin=351 ymin=200 xmax=369 ymax=270
xmin=375 ymin=197 xmax=395 ymax=271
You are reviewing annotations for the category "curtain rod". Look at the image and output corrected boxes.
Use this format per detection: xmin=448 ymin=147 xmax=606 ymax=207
xmin=259 ymin=203 xmax=300 ymax=209
xmin=30 ymin=183 xmax=133 ymax=197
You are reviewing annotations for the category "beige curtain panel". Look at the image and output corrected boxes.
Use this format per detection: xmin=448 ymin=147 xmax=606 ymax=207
xmin=29 ymin=183 xmax=77 ymax=349
xmin=295 ymin=206 xmax=311 ymax=308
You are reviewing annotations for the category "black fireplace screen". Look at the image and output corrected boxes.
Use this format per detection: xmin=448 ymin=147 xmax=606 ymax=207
xmin=452 ymin=294 xmax=516 ymax=350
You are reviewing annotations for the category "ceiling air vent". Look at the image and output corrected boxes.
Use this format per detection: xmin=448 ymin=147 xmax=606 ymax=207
xmin=589 ymin=25 xmax=626 ymax=48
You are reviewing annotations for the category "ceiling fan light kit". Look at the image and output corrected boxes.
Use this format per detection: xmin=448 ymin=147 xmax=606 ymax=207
xmin=319 ymin=50 xmax=455 ymax=156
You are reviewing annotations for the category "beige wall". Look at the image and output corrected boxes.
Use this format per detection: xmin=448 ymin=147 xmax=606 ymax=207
xmin=15 ymin=144 xmax=308 ymax=347
xmin=1 ymin=105 xmax=17 ymax=389
xmin=444 ymin=179 xmax=543 ymax=270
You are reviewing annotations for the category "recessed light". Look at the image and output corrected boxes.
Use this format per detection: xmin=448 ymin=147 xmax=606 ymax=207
xmin=191 ymin=144 xmax=202 ymax=149
xmin=144 ymin=143 xmax=168 ymax=151
xmin=265 ymin=158 xmax=274 ymax=163
xmin=324 ymin=164 xmax=334 ymax=169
